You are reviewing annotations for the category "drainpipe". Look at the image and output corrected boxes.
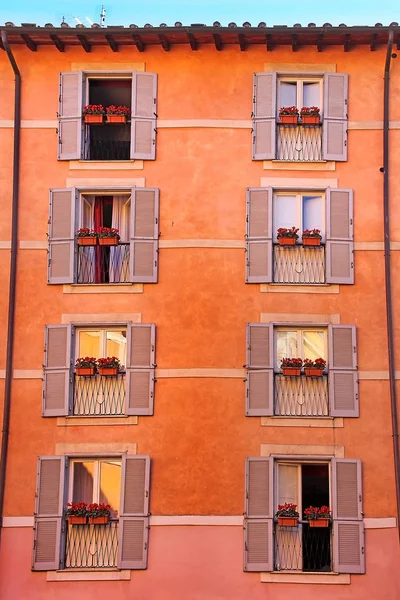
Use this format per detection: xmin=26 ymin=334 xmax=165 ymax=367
xmin=383 ymin=30 xmax=400 ymax=540
xmin=0 ymin=31 xmax=21 ymax=543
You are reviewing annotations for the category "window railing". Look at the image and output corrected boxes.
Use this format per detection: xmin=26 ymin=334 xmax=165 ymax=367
xmin=273 ymin=244 xmax=325 ymax=285
xmin=274 ymin=374 xmax=329 ymax=417
xmin=83 ymin=123 xmax=131 ymax=161
xmin=274 ymin=521 xmax=332 ymax=572
xmin=77 ymin=243 xmax=130 ymax=284
xmin=277 ymin=123 xmax=323 ymax=162
xmin=65 ymin=519 xmax=118 ymax=569
xmin=73 ymin=373 xmax=126 ymax=416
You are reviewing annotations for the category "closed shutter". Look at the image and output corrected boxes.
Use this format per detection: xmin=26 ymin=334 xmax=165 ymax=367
xmin=326 ymin=188 xmax=354 ymax=284
xmin=252 ymin=73 xmax=276 ymax=160
xmin=322 ymin=73 xmax=348 ymax=161
xmin=328 ymin=324 xmax=359 ymax=417
xmin=48 ymin=188 xmax=77 ymax=284
xmin=118 ymin=455 xmax=150 ymax=569
xmin=32 ymin=456 xmax=66 ymax=571
xmin=130 ymin=72 xmax=157 ymax=160
xmin=245 ymin=188 xmax=273 ymax=283
xmin=58 ymin=71 xmax=83 ymax=160
xmin=125 ymin=323 xmax=155 ymax=416
xmin=246 ymin=323 xmax=274 ymax=416
xmin=42 ymin=325 xmax=73 ymax=417
xmin=130 ymin=188 xmax=159 ymax=283
xmin=244 ymin=457 xmax=274 ymax=571
xmin=332 ymin=458 xmax=365 ymax=574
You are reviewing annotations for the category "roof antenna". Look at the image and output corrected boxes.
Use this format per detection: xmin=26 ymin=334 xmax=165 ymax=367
xmin=100 ymin=6 xmax=106 ymax=28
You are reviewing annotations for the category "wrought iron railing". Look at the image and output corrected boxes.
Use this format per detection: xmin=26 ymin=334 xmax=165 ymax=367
xmin=73 ymin=373 xmax=126 ymax=416
xmin=276 ymin=123 xmax=323 ymax=161
xmin=65 ymin=520 xmax=118 ymax=569
xmin=77 ymin=243 xmax=130 ymax=284
xmin=84 ymin=124 xmax=131 ymax=160
xmin=273 ymin=244 xmax=325 ymax=284
xmin=274 ymin=521 xmax=332 ymax=572
xmin=274 ymin=374 xmax=329 ymax=417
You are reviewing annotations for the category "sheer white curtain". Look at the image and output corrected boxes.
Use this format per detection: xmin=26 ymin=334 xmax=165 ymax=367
xmin=110 ymin=195 xmax=131 ymax=282
xmin=80 ymin=196 xmax=95 ymax=283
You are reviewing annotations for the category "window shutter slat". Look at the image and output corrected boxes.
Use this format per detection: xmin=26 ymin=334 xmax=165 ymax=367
xmin=130 ymin=72 xmax=157 ymax=160
xmin=120 ymin=455 xmax=150 ymax=516
xmin=118 ymin=517 xmax=149 ymax=570
xmin=252 ymin=73 xmax=277 ymax=160
xmin=246 ymin=323 xmax=273 ymax=369
xmin=58 ymin=72 xmax=83 ymax=160
xmin=328 ymin=325 xmax=357 ymax=370
xmin=322 ymin=73 xmax=348 ymax=161
xmin=328 ymin=325 xmax=358 ymax=417
xmin=245 ymin=457 xmax=273 ymax=518
xmin=332 ymin=459 xmax=362 ymax=520
xmin=244 ymin=518 xmax=274 ymax=572
xmin=326 ymin=188 xmax=354 ymax=284
xmin=48 ymin=188 xmax=77 ymax=284
xmin=125 ymin=324 xmax=155 ymax=416
xmin=130 ymin=188 xmax=159 ymax=283
xmin=43 ymin=325 xmax=72 ymax=416
xmin=246 ymin=188 xmax=273 ymax=283
xmin=246 ymin=370 xmax=273 ymax=416
xmin=333 ymin=521 xmax=365 ymax=574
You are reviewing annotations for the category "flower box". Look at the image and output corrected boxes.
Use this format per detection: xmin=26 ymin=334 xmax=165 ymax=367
xmin=309 ymin=518 xmax=330 ymax=528
xmin=278 ymin=237 xmax=296 ymax=246
xmin=98 ymin=237 xmax=119 ymax=246
xmin=68 ymin=516 xmax=87 ymax=525
xmin=84 ymin=114 xmax=104 ymax=124
xmin=77 ymin=237 xmax=98 ymax=246
xmin=302 ymin=237 xmax=321 ymax=247
xmin=279 ymin=115 xmax=298 ymax=125
xmin=282 ymin=367 xmax=301 ymax=377
xmin=75 ymin=366 xmax=96 ymax=376
xmin=278 ymin=516 xmax=299 ymax=527
xmin=98 ymin=367 xmax=119 ymax=376
xmin=107 ymin=114 xmax=127 ymax=124
xmin=302 ymin=115 xmax=320 ymax=125
xmin=304 ymin=368 xmax=324 ymax=377
xmin=88 ymin=515 xmax=110 ymax=525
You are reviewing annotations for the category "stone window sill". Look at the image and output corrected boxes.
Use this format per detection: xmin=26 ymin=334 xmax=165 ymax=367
xmin=261 ymin=572 xmax=350 ymax=585
xmin=47 ymin=569 xmax=131 ymax=582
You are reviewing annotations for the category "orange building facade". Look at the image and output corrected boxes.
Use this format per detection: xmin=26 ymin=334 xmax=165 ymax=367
xmin=0 ymin=21 xmax=400 ymax=599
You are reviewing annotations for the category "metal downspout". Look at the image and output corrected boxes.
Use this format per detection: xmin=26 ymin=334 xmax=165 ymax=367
xmin=0 ymin=31 xmax=21 ymax=543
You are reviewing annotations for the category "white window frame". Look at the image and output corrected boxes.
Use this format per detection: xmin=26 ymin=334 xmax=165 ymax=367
xmin=273 ymin=191 xmax=326 ymax=243
xmin=274 ymin=326 xmax=328 ymax=370
xmin=76 ymin=326 xmax=127 ymax=363
xmin=277 ymin=76 xmax=323 ymax=117
xmin=68 ymin=457 xmax=122 ymax=504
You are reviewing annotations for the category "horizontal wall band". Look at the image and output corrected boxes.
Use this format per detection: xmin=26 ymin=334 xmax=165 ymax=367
xmin=57 ymin=416 xmax=138 ymax=427
xmin=261 ymin=417 xmax=344 ymax=428
xmin=261 ymin=312 xmax=340 ymax=324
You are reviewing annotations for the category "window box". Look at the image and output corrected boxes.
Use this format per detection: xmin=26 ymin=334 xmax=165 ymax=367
xmin=277 ymin=516 xmax=298 ymax=527
xmin=279 ymin=115 xmax=298 ymax=125
xmin=84 ymin=114 xmax=104 ymax=124
xmin=278 ymin=237 xmax=296 ymax=247
xmin=67 ymin=516 xmax=87 ymax=525
xmin=282 ymin=367 xmax=301 ymax=377
xmin=98 ymin=237 xmax=119 ymax=246
xmin=75 ymin=367 xmax=96 ymax=377
xmin=77 ymin=236 xmax=98 ymax=246
xmin=304 ymin=368 xmax=324 ymax=377
xmin=302 ymin=237 xmax=321 ymax=247
xmin=98 ymin=367 xmax=119 ymax=377
xmin=301 ymin=115 xmax=320 ymax=125
xmin=88 ymin=515 xmax=110 ymax=525
xmin=107 ymin=115 xmax=127 ymax=124
xmin=309 ymin=518 xmax=330 ymax=528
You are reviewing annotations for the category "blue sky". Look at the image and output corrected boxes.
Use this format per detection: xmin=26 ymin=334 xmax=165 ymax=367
xmin=1 ymin=0 xmax=399 ymax=28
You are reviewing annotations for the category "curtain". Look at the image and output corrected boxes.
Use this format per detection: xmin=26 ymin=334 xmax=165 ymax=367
xmin=109 ymin=195 xmax=131 ymax=283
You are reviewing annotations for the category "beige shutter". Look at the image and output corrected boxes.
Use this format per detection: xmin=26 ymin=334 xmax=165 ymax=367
xmin=118 ymin=455 xmax=150 ymax=570
xmin=125 ymin=323 xmax=155 ymax=416
xmin=332 ymin=458 xmax=365 ymax=574
xmin=130 ymin=72 xmax=157 ymax=160
xmin=322 ymin=73 xmax=348 ymax=161
xmin=48 ymin=188 xmax=77 ymax=284
xmin=58 ymin=71 xmax=84 ymax=160
xmin=246 ymin=323 xmax=274 ymax=416
xmin=328 ymin=324 xmax=359 ymax=417
xmin=33 ymin=456 xmax=66 ymax=571
xmin=245 ymin=188 xmax=273 ymax=283
xmin=244 ymin=457 xmax=274 ymax=571
xmin=326 ymin=188 xmax=354 ymax=284
xmin=43 ymin=325 xmax=73 ymax=417
xmin=130 ymin=188 xmax=159 ymax=283
xmin=252 ymin=73 xmax=276 ymax=160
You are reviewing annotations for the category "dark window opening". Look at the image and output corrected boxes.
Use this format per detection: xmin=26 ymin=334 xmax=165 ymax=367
xmin=301 ymin=464 xmax=331 ymax=572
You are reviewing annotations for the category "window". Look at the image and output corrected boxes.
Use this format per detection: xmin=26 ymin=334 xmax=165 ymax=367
xmin=275 ymin=327 xmax=327 ymax=370
xmin=273 ymin=192 xmax=325 ymax=243
xmin=77 ymin=327 xmax=127 ymax=365
xmin=70 ymin=459 xmax=122 ymax=516
xmin=278 ymin=77 xmax=322 ymax=116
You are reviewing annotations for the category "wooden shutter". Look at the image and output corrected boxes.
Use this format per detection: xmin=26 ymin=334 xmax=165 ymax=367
xmin=244 ymin=457 xmax=273 ymax=571
xmin=43 ymin=325 xmax=73 ymax=417
xmin=322 ymin=73 xmax=348 ymax=161
xmin=118 ymin=455 xmax=150 ymax=569
xmin=48 ymin=188 xmax=77 ymax=284
xmin=246 ymin=323 xmax=274 ymax=416
xmin=33 ymin=456 xmax=66 ymax=571
xmin=58 ymin=71 xmax=83 ymax=160
xmin=245 ymin=188 xmax=273 ymax=283
xmin=326 ymin=188 xmax=354 ymax=284
xmin=332 ymin=458 xmax=365 ymax=574
xmin=328 ymin=324 xmax=359 ymax=417
xmin=130 ymin=188 xmax=159 ymax=283
xmin=130 ymin=72 xmax=157 ymax=160
xmin=125 ymin=323 xmax=155 ymax=416
xmin=252 ymin=73 xmax=276 ymax=160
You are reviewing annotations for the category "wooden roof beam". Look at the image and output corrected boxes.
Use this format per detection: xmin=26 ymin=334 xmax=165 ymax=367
xmin=158 ymin=34 xmax=170 ymax=51
xmin=370 ymin=33 xmax=378 ymax=51
xmin=21 ymin=34 xmax=37 ymax=52
xmin=77 ymin=34 xmax=91 ymax=53
xmin=344 ymin=33 xmax=352 ymax=52
xmin=266 ymin=34 xmax=273 ymax=51
xmin=187 ymin=32 xmax=198 ymax=50
xmin=317 ymin=34 xmax=324 ymax=52
xmin=213 ymin=33 xmax=223 ymax=51
xmin=105 ymin=34 xmax=118 ymax=52
xmin=238 ymin=33 xmax=246 ymax=51
xmin=132 ymin=34 xmax=145 ymax=52
xmin=291 ymin=34 xmax=298 ymax=52
xmin=49 ymin=34 xmax=65 ymax=52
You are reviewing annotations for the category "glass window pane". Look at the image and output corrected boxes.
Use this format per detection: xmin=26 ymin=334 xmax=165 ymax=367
xmin=303 ymin=331 xmax=326 ymax=361
xmin=303 ymin=195 xmax=323 ymax=236
xmin=72 ymin=461 xmax=94 ymax=504
xmin=99 ymin=461 xmax=122 ymax=516
xmin=279 ymin=81 xmax=297 ymax=110
xmin=276 ymin=331 xmax=298 ymax=368
xmin=273 ymin=195 xmax=300 ymax=240
xmin=278 ymin=464 xmax=299 ymax=506
xmin=303 ymin=82 xmax=320 ymax=107
xmin=106 ymin=330 xmax=127 ymax=364
xmin=78 ymin=330 xmax=100 ymax=358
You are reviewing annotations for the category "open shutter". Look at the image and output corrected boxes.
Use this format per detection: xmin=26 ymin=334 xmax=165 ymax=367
xmin=130 ymin=188 xmax=159 ymax=283
xmin=245 ymin=188 xmax=273 ymax=283
xmin=118 ymin=455 xmax=150 ymax=570
xmin=244 ymin=457 xmax=274 ymax=571
xmin=125 ymin=323 xmax=155 ymax=416
xmin=131 ymin=72 xmax=157 ymax=160
xmin=322 ymin=73 xmax=348 ymax=161
xmin=326 ymin=188 xmax=354 ymax=284
xmin=328 ymin=324 xmax=358 ymax=417
xmin=33 ymin=456 xmax=66 ymax=571
xmin=48 ymin=188 xmax=77 ymax=284
xmin=332 ymin=458 xmax=365 ymax=574
xmin=252 ymin=73 xmax=276 ymax=160
xmin=43 ymin=325 xmax=73 ymax=417
xmin=246 ymin=323 xmax=274 ymax=416
xmin=58 ymin=71 xmax=83 ymax=160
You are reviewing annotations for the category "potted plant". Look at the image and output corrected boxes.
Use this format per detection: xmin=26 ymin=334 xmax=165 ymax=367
xmin=304 ymin=505 xmax=331 ymax=528
xmin=279 ymin=106 xmax=299 ymax=125
xmin=281 ymin=357 xmax=303 ymax=376
xmin=76 ymin=228 xmax=98 ymax=246
xmin=82 ymin=104 xmax=105 ymax=124
xmin=97 ymin=356 xmax=121 ymax=376
xmin=87 ymin=503 xmax=111 ymax=525
xmin=276 ymin=503 xmax=299 ymax=527
xmin=304 ymin=358 xmax=326 ymax=377
xmin=277 ymin=227 xmax=299 ymax=246
xmin=300 ymin=106 xmax=320 ymax=125
xmin=75 ymin=357 xmax=97 ymax=376
xmin=106 ymin=104 xmax=131 ymax=124
xmin=97 ymin=227 xmax=120 ymax=246
xmin=302 ymin=228 xmax=322 ymax=247
xmin=66 ymin=502 xmax=87 ymax=525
